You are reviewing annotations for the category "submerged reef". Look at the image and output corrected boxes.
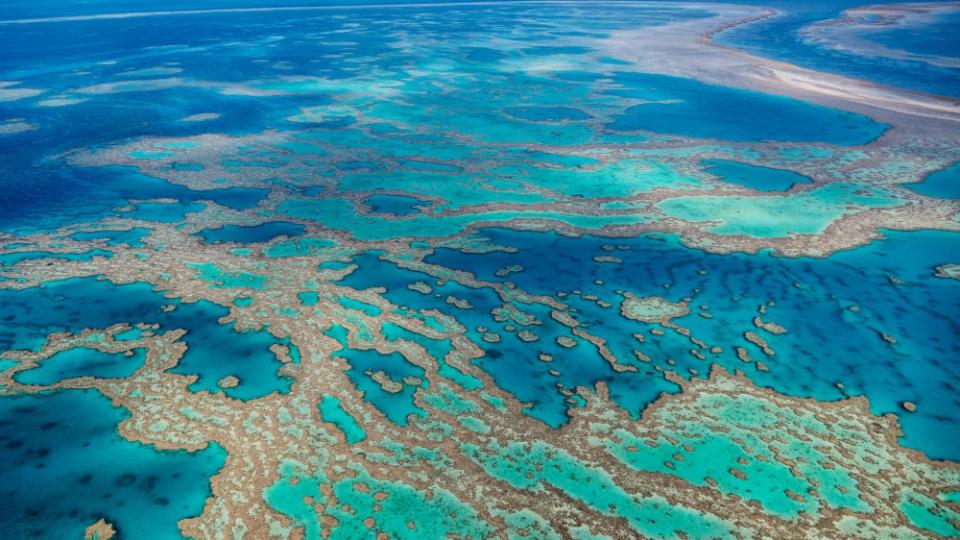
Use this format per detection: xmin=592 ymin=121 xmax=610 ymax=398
xmin=0 ymin=1 xmax=959 ymax=538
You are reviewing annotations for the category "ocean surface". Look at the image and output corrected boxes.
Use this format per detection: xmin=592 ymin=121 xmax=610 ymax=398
xmin=0 ymin=1 xmax=957 ymax=538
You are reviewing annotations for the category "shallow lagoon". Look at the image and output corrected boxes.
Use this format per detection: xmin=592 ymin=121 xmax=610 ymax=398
xmin=364 ymin=194 xmax=428 ymax=216
xmin=505 ymin=106 xmax=592 ymax=123
xmin=702 ymin=159 xmax=814 ymax=192
xmin=657 ymin=183 xmax=900 ymax=237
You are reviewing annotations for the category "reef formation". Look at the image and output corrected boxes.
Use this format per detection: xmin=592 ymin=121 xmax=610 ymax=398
xmin=0 ymin=1 xmax=958 ymax=538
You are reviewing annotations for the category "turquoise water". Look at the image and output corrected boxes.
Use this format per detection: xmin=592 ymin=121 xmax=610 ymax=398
xmin=383 ymin=321 xmax=482 ymax=391
xmin=170 ymin=326 xmax=292 ymax=400
xmin=657 ymin=183 xmax=899 ymax=238
xmin=365 ymin=194 xmax=428 ymax=216
xmin=266 ymin=237 xmax=337 ymax=258
xmin=298 ymin=290 xmax=320 ymax=306
xmin=189 ymin=262 xmax=269 ymax=290
xmin=264 ymin=461 xmax=329 ymax=540
xmin=506 ymin=106 xmax=592 ymax=122
xmin=318 ymin=395 xmax=366 ymax=444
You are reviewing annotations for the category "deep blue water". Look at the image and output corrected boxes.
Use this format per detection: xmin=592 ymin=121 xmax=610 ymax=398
xmin=339 ymin=252 xmax=674 ymax=429
xmin=0 ymin=390 xmax=225 ymax=539
xmin=703 ymin=159 xmax=814 ymax=192
xmin=327 ymin=324 xmax=428 ymax=426
xmin=426 ymin=227 xmax=960 ymax=459
xmin=0 ymin=249 xmax=112 ymax=267
xmin=127 ymin=201 xmax=206 ymax=224
xmin=198 ymin=221 xmax=305 ymax=243
xmin=15 ymin=347 xmax=148 ymax=385
xmin=0 ymin=165 xmax=267 ymax=234
xmin=606 ymin=72 xmax=886 ymax=144
xmin=68 ymin=227 xmax=152 ymax=247
xmin=909 ymin=162 xmax=960 ymax=200
xmin=0 ymin=277 xmax=291 ymax=400
xmin=867 ymin=11 xmax=960 ymax=59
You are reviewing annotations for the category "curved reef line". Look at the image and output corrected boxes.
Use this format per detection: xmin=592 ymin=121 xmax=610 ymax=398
xmin=800 ymin=2 xmax=960 ymax=70
xmin=603 ymin=2 xmax=960 ymax=130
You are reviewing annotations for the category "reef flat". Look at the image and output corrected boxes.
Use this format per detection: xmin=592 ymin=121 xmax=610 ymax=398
xmin=0 ymin=1 xmax=958 ymax=538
